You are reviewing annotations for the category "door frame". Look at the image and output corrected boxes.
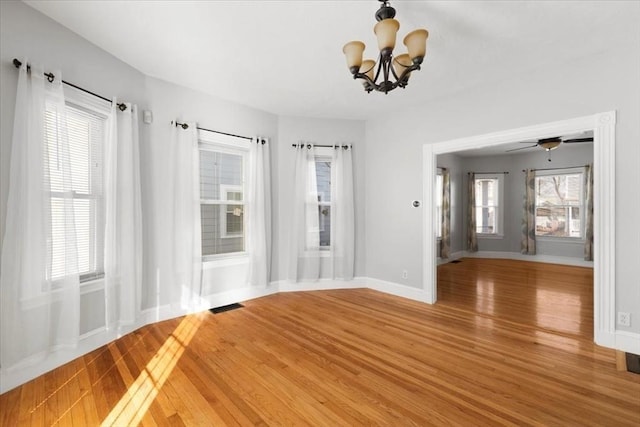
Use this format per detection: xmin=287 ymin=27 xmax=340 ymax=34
xmin=422 ymin=111 xmax=616 ymax=349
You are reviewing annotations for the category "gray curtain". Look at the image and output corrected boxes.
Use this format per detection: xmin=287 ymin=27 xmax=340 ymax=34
xmin=466 ymin=172 xmax=478 ymax=252
xmin=440 ymin=168 xmax=451 ymax=259
xmin=584 ymin=163 xmax=594 ymax=261
xmin=521 ymin=169 xmax=536 ymax=255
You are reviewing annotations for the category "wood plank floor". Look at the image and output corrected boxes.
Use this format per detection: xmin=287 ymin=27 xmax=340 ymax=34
xmin=1 ymin=258 xmax=639 ymax=426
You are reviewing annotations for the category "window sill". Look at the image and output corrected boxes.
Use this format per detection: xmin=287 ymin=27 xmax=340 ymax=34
xmin=203 ymin=252 xmax=249 ymax=267
xmin=301 ymin=249 xmax=332 ymax=258
xmin=536 ymin=236 xmax=585 ymax=244
xmin=477 ymin=234 xmax=504 ymax=240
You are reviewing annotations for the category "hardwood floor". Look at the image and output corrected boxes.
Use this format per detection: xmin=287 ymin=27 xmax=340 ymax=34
xmin=1 ymin=259 xmax=639 ymax=426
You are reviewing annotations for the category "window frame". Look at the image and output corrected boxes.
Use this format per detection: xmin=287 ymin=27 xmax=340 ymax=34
xmin=474 ymin=173 xmax=504 ymax=238
xmin=198 ymin=134 xmax=250 ymax=262
xmin=534 ymin=169 xmax=585 ymax=241
xmin=46 ymin=97 xmax=108 ymax=286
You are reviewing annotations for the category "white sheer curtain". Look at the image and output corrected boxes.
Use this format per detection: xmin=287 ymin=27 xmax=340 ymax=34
xmin=1 ymin=63 xmax=80 ymax=369
xmin=289 ymin=143 xmax=355 ymax=282
xmin=246 ymin=137 xmax=272 ymax=287
xmin=289 ymin=143 xmax=321 ymax=281
xmin=104 ymin=101 xmax=142 ymax=329
xmin=171 ymin=123 xmax=202 ymax=310
xmin=331 ymin=144 xmax=355 ymax=280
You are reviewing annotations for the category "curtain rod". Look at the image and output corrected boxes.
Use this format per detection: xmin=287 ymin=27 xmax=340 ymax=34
xmin=467 ymin=171 xmax=509 ymax=174
xmin=291 ymin=144 xmax=352 ymax=149
xmin=12 ymin=58 xmax=127 ymax=111
xmin=173 ymin=121 xmax=256 ymax=141
xmin=522 ymin=165 xmax=587 ymax=172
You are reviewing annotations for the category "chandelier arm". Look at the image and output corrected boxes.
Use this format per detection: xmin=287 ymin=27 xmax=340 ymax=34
xmin=396 ymin=63 xmax=421 ymax=84
xmin=353 ymin=72 xmax=376 ymax=86
xmin=372 ymin=52 xmax=384 ymax=85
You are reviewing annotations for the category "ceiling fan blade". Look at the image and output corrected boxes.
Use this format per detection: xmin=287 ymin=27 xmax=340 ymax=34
xmin=563 ymin=137 xmax=594 ymax=143
xmin=506 ymin=144 xmax=538 ymax=152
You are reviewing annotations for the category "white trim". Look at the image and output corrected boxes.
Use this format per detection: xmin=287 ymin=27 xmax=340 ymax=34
xmin=3 ymin=262 xmax=627 ymax=393
xmin=365 ymin=277 xmax=432 ymax=303
xmin=276 ymin=278 xmax=365 ymax=293
xmin=423 ymin=111 xmax=616 ymax=348
xmin=460 ymin=251 xmax=594 ymax=268
xmin=614 ymin=331 xmax=640 ymax=355
xmin=203 ymin=254 xmax=249 ymax=268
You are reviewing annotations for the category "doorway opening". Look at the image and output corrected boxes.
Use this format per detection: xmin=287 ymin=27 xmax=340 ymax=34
xmin=422 ymin=112 xmax=617 ymax=348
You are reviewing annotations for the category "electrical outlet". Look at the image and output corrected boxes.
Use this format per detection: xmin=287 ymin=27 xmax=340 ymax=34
xmin=401 ymin=270 xmax=408 ymax=279
xmin=617 ymin=312 xmax=631 ymax=327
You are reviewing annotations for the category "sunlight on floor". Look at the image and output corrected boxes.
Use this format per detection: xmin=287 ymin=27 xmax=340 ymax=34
xmin=101 ymin=314 xmax=203 ymax=426
xmin=536 ymin=289 xmax=582 ymax=335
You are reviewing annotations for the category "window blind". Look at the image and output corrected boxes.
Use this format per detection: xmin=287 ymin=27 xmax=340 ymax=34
xmin=45 ymin=104 xmax=105 ymax=281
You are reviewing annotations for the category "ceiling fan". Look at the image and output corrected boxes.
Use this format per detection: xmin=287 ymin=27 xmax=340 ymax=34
xmin=506 ymin=136 xmax=594 ymax=153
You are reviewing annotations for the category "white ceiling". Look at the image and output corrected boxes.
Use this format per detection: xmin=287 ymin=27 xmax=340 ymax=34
xmin=24 ymin=0 xmax=639 ymax=121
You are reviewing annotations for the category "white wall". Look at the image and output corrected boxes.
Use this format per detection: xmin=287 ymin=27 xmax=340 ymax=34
xmin=459 ymin=144 xmax=594 ymax=257
xmin=366 ymin=46 xmax=640 ymax=334
xmin=275 ymin=115 xmax=366 ymax=281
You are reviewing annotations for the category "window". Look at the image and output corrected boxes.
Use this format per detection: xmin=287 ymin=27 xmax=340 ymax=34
xmin=45 ymin=102 xmax=106 ymax=282
xmin=436 ymin=171 xmax=443 ymax=239
xmin=315 ymin=157 xmax=332 ymax=248
xmin=535 ymin=172 xmax=583 ymax=238
xmin=200 ymin=146 xmax=246 ymax=256
xmin=474 ymin=174 xmax=503 ymax=235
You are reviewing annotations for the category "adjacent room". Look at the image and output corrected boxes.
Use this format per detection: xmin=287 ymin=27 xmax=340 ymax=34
xmin=1 ymin=0 xmax=639 ymax=425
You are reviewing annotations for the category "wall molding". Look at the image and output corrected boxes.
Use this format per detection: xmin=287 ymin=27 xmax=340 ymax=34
xmin=423 ymin=111 xmax=617 ymax=349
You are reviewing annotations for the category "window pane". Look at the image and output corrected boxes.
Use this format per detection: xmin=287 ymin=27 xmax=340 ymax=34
xmin=318 ymin=205 xmax=331 ymax=247
xmin=200 ymin=151 xmax=243 ymax=200
xmin=315 ymin=160 xmax=331 ymax=203
xmin=535 ymin=173 xmax=583 ymax=237
xmin=200 ymin=148 xmax=245 ymax=256
xmin=475 ymin=179 xmax=497 ymax=206
xmin=535 ymin=174 xmax=581 ymax=206
xmin=201 ymin=204 xmax=244 ymax=255
xmin=476 ymin=206 xmax=496 ymax=234
xmin=535 ymin=206 xmax=581 ymax=237
xmin=316 ymin=159 xmax=332 ymax=247
xmin=225 ymin=204 xmax=244 ymax=235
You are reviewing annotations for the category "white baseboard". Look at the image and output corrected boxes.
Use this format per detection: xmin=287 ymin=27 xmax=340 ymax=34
xmin=0 ymin=268 xmax=626 ymax=393
xmin=614 ymin=331 xmax=640 ymax=355
xmin=461 ymin=250 xmax=594 ymax=268
xmin=437 ymin=250 xmax=464 ymax=265
xmin=275 ymin=277 xmax=365 ymax=293
xmin=365 ymin=277 xmax=432 ymax=303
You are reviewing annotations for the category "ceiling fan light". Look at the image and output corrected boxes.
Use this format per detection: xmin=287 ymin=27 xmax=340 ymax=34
xmin=343 ymin=41 xmax=366 ymax=73
xmin=540 ymin=141 xmax=561 ymax=151
xmin=374 ymin=18 xmax=400 ymax=52
xmin=393 ymin=53 xmax=412 ymax=79
xmin=403 ymin=29 xmax=429 ymax=62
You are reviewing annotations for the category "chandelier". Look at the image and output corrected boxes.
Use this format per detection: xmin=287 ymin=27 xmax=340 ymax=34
xmin=342 ymin=0 xmax=429 ymax=94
